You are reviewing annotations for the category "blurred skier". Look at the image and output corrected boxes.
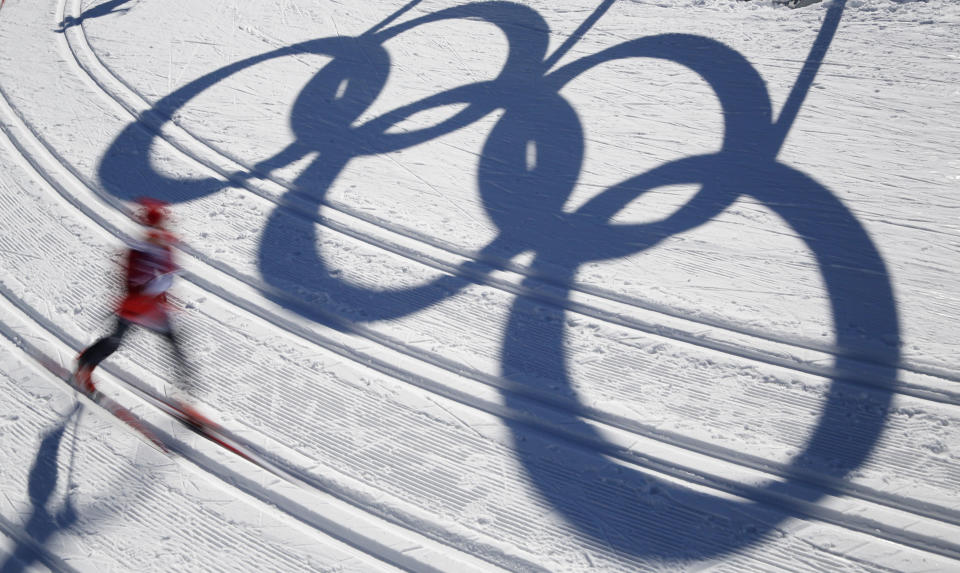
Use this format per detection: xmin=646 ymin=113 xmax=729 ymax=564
xmin=73 ymin=199 xmax=190 ymax=401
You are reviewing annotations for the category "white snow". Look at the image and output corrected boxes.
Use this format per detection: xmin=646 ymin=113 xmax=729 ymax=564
xmin=1 ymin=0 xmax=959 ymax=571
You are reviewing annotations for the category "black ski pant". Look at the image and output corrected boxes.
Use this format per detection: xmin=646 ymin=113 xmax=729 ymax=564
xmin=78 ymin=318 xmax=190 ymax=389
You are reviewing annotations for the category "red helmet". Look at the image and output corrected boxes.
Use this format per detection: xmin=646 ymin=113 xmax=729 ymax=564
xmin=138 ymin=198 xmax=169 ymax=227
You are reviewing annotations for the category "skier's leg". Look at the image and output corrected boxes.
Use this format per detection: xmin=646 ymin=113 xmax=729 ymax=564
xmin=78 ymin=319 xmax=131 ymax=368
xmin=159 ymin=317 xmax=192 ymax=394
xmin=156 ymin=318 xmax=209 ymax=427
xmin=75 ymin=319 xmax=132 ymax=392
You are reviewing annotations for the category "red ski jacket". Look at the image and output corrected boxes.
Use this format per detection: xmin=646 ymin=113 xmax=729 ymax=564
xmin=118 ymin=229 xmax=179 ymax=330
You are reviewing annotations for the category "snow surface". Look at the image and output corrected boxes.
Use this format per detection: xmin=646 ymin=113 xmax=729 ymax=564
xmin=1 ymin=0 xmax=959 ymax=570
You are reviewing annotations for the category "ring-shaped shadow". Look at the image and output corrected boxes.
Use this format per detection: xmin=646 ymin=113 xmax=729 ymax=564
xmin=100 ymin=2 xmax=549 ymax=322
xmin=476 ymin=23 xmax=898 ymax=557
xmin=501 ymin=157 xmax=898 ymax=557
xmin=96 ymin=0 xmax=899 ymax=561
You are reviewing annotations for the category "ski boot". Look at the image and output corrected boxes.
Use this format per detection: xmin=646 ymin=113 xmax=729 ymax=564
xmin=174 ymin=401 xmax=215 ymax=432
xmin=72 ymin=364 xmax=98 ymax=397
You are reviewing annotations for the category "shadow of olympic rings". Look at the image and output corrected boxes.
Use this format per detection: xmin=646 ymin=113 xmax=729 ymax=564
xmin=98 ymin=0 xmax=899 ymax=559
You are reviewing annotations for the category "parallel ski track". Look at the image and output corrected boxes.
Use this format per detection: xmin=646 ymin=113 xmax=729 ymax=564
xmin=0 ymin=290 xmax=522 ymax=573
xmin=3 ymin=40 xmax=960 ymax=566
xmin=0 ymin=331 xmax=414 ymax=573
xmin=58 ymin=13 xmax=960 ymax=546
xmin=0 ymin=61 xmax=530 ymax=573
xmin=16 ymin=0 xmax=960 ymax=547
xmin=0 ymin=0 xmax=956 ymax=563
xmin=47 ymin=0 xmax=960 ymax=537
xmin=0 ymin=211 xmax=946 ymax=572
xmin=60 ymin=0 xmax=960 ymax=401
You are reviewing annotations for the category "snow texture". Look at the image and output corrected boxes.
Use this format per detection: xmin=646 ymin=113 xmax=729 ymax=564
xmin=0 ymin=0 xmax=958 ymax=571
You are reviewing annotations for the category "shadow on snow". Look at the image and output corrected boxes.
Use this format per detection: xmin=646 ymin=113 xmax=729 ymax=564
xmin=96 ymin=0 xmax=899 ymax=561
xmin=56 ymin=0 xmax=135 ymax=33
xmin=0 ymin=408 xmax=79 ymax=573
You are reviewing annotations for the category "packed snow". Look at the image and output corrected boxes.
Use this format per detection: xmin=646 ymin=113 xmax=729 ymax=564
xmin=1 ymin=0 xmax=958 ymax=571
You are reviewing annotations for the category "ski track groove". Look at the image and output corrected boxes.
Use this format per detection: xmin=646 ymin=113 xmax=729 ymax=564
xmin=0 ymin=2 xmax=957 ymax=558
xmin=59 ymin=0 xmax=960 ymax=400
xmin=0 ymin=128 xmax=558 ymax=571
xmin=0 ymin=59 xmax=522 ymax=573
xmin=186 ymin=256 xmax=960 ymax=533
xmin=1 ymin=177 xmax=952 ymax=564
xmin=0 ymin=296 xmax=498 ymax=573
xmin=9 ymin=23 xmax=960 ymax=545
xmin=54 ymin=5 xmax=956 ymax=420
xmin=0 ymin=0 xmax=958 ymax=568
xmin=0 ymin=372 xmax=84 ymax=573
xmin=0 ymin=342 xmax=369 ymax=573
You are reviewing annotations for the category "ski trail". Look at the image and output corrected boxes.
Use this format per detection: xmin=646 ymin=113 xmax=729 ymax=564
xmin=4 ymin=239 xmax=959 ymax=567
xmin=1 ymin=0 xmax=958 ymax=570
xmin=0 ymin=326 xmax=404 ymax=572
xmin=58 ymin=0 xmax=960 ymax=391
xmin=0 ymin=0 xmax=956 ymax=540
xmin=2 ymin=82 xmax=960 ymax=563
xmin=6 ymin=63 xmax=960 ymax=538
xmin=49 ymin=0 xmax=960 ymax=425
xmin=0 ymin=229 xmax=511 ymax=573
xmin=19 ymin=4 xmax=959 ymax=531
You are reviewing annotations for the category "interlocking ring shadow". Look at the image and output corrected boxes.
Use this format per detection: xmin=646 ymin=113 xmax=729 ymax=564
xmin=97 ymin=0 xmax=900 ymax=558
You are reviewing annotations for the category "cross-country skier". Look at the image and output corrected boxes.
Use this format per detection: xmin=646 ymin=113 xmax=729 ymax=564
xmin=73 ymin=198 xmax=191 ymax=401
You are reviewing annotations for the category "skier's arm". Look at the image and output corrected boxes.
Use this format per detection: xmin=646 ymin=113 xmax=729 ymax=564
xmin=142 ymin=270 xmax=178 ymax=295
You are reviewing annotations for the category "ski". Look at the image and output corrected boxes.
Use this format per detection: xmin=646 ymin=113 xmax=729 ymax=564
xmin=111 ymin=380 xmax=296 ymax=480
xmin=33 ymin=355 xmax=167 ymax=452
xmin=89 ymin=390 xmax=171 ymax=453
xmin=37 ymin=353 xmax=294 ymax=480
xmin=146 ymin=396 xmax=256 ymax=463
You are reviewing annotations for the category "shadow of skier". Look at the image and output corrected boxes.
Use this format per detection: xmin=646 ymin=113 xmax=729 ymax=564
xmin=0 ymin=406 xmax=80 ymax=573
xmin=56 ymin=0 xmax=134 ymax=33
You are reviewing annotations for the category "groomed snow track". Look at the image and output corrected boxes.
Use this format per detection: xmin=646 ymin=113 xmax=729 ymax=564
xmin=1 ymin=0 xmax=958 ymax=571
